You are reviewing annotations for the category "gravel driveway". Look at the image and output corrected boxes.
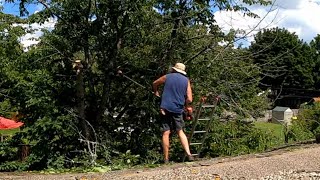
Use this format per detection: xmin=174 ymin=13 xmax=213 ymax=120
xmin=1 ymin=143 xmax=320 ymax=180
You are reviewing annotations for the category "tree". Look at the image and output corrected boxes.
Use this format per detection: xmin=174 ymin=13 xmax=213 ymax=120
xmin=1 ymin=0 xmax=271 ymax=169
xmin=250 ymin=27 xmax=315 ymax=90
xmin=0 ymin=12 xmax=26 ymax=116
xmin=310 ymin=34 xmax=320 ymax=89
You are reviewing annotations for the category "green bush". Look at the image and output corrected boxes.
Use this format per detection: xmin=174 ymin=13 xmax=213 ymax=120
xmin=0 ymin=141 xmax=18 ymax=163
xmin=14 ymin=114 xmax=83 ymax=170
xmin=188 ymin=119 xmax=275 ymax=158
xmin=254 ymin=121 xmax=285 ymax=146
xmin=0 ymin=161 xmax=28 ymax=172
xmin=111 ymin=150 xmax=141 ymax=168
xmin=287 ymin=118 xmax=313 ymax=142
xmin=297 ymin=102 xmax=320 ymax=142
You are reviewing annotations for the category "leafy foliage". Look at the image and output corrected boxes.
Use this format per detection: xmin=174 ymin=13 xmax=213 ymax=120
xmin=250 ymin=27 xmax=316 ymax=89
xmin=0 ymin=161 xmax=28 ymax=172
xmin=287 ymin=118 xmax=313 ymax=142
xmin=310 ymin=34 xmax=320 ymax=89
xmin=298 ymin=102 xmax=320 ymax=137
xmin=203 ymin=120 xmax=274 ymax=157
xmin=3 ymin=0 xmax=315 ymax=172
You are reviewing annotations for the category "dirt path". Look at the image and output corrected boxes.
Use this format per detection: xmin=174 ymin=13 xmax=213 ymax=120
xmin=1 ymin=143 xmax=320 ymax=180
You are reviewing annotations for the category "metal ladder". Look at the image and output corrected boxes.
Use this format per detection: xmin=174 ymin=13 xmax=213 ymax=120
xmin=184 ymin=95 xmax=220 ymax=160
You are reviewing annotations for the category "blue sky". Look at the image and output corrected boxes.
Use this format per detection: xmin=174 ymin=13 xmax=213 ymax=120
xmin=1 ymin=0 xmax=43 ymax=16
xmin=1 ymin=0 xmax=51 ymax=50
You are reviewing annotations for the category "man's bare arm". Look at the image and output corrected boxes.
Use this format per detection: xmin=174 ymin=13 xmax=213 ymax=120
xmin=152 ymin=75 xmax=166 ymax=97
xmin=186 ymin=80 xmax=193 ymax=104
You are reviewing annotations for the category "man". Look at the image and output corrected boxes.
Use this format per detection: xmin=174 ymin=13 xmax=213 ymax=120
xmin=153 ymin=62 xmax=194 ymax=163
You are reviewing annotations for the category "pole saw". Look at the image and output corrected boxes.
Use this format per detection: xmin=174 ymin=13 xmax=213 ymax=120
xmin=116 ymin=69 xmax=193 ymax=121
xmin=117 ymin=69 xmax=156 ymax=96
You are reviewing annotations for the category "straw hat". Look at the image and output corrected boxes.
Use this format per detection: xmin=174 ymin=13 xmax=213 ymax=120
xmin=172 ymin=63 xmax=186 ymax=75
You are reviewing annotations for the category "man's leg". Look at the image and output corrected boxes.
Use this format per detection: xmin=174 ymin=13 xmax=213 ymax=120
xmin=173 ymin=114 xmax=192 ymax=156
xmin=177 ymin=130 xmax=192 ymax=156
xmin=162 ymin=130 xmax=171 ymax=161
xmin=174 ymin=113 xmax=194 ymax=161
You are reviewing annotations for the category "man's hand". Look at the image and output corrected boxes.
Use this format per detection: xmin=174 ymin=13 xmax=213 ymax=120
xmin=184 ymin=106 xmax=193 ymax=120
xmin=154 ymin=91 xmax=160 ymax=97
xmin=160 ymin=109 xmax=166 ymax=115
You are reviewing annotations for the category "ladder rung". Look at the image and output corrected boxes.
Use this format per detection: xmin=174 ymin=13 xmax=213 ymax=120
xmin=194 ymin=131 xmax=206 ymax=134
xmin=191 ymin=154 xmax=199 ymax=156
xmin=198 ymin=118 xmax=210 ymax=121
xmin=190 ymin=142 xmax=202 ymax=145
xmin=202 ymin=105 xmax=215 ymax=108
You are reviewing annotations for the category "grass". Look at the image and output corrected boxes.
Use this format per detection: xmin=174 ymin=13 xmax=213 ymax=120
xmin=0 ymin=128 xmax=20 ymax=135
xmin=254 ymin=121 xmax=284 ymax=138
xmin=254 ymin=121 xmax=285 ymax=147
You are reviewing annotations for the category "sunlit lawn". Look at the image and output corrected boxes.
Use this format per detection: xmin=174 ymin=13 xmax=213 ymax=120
xmin=254 ymin=121 xmax=285 ymax=147
xmin=0 ymin=128 xmax=20 ymax=135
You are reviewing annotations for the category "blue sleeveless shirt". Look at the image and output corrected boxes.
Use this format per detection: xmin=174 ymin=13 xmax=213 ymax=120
xmin=160 ymin=73 xmax=188 ymax=114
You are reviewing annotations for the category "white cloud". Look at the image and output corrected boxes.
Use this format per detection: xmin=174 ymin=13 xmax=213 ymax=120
xmin=13 ymin=0 xmax=320 ymax=50
xmin=14 ymin=17 xmax=56 ymax=51
xmin=214 ymin=0 xmax=320 ymax=46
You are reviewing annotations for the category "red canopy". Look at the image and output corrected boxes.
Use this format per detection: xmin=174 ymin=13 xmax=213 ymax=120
xmin=0 ymin=116 xmax=24 ymax=129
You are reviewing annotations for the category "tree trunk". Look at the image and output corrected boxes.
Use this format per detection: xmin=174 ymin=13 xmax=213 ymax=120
xmin=76 ymin=62 xmax=90 ymax=139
